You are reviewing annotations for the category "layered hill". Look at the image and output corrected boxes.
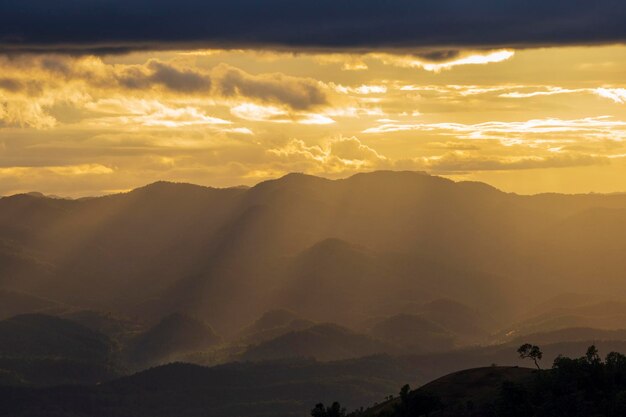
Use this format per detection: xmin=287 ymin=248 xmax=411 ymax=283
xmin=239 ymin=323 xmax=395 ymax=361
xmin=0 ymin=314 xmax=119 ymax=385
xmin=128 ymin=313 xmax=221 ymax=368
xmin=3 ymin=171 xmax=626 ymax=335
xmin=0 ymin=356 xmax=419 ymax=417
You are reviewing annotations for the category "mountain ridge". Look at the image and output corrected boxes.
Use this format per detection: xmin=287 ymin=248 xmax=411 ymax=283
xmin=2 ymin=170 xmax=626 ymax=334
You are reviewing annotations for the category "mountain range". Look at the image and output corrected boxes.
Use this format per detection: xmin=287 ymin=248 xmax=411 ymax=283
xmin=3 ymin=171 xmax=626 ymax=336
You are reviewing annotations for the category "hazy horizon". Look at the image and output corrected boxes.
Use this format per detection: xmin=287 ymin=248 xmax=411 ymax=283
xmin=6 ymin=170 xmax=626 ymax=199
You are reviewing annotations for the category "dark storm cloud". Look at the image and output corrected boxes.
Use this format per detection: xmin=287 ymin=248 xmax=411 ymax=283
xmin=0 ymin=77 xmax=43 ymax=95
xmin=214 ymin=64 xmax=327 ymax=110
xmin=1 ymin=0 xmax=626 ymax=53
xmin=0 ymin=78 xmax=22 ymax=92
xmin=117 ymin=61 xmax=212 ymax=92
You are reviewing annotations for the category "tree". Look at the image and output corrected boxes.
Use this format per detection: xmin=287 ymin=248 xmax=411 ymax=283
xmin=585 ymin=345 xmax=601 ymax=365
xmin=605 ymin=351 xmax=626 ymax=369
xmin=327 ymin=402 xmax=346 ymax=417
xmin=518 ymin=343 xmax=543 ymax=369
xmin=311 ymin=403 xmax=327 ymax=417
xmin=395 ymin=384 xmax=411 ymax=417
xmin=399 ymin=384 xmax=410 ymax=404
xmin=310 ymin=402 xmax=346 ymax=417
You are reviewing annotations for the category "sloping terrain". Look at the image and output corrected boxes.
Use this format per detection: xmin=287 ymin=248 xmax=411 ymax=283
xmin=0 ymin=356 xmax=419 ymax=417
xmin=3 ymin=171 xmax=626 ymax=335
xmin=127 ymin=313 xmax=221 ymax=368
xmin=0 ymin=314 xmax=119 ymax=385
xmin=240 ymin=323 xmax=396 ymax=362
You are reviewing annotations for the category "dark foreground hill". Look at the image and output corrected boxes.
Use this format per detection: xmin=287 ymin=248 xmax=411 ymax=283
xmin=0 ymin=356 xmax=420 ymax=417
xmin=0 ymin=314 xmax=120 ymax=386
xmin=4 ymin=336 xmax=626 ymax=416
xmin=353 ymin=346 xmax=626 ymax=417
xmin=357 ymin=366 xmax=535 ymax=417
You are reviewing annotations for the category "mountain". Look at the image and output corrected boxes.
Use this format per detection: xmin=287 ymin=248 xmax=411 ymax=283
xmin=0 ymin=356 xmax=419 ymax=417
xmin=417 ymin=299 xmax=492 ymax=342
xmin=368 ymin=314 xmax=455 ymax=353
xmin=239 ymin=323 xmax=396 ymax=362
xmin=0 ymin=314 xmax=113 ymax=361
xmin=0 ymin=289 xmax=65 ymax=320
xmin=511 ymin=327 xmax=626 ymax=345
xmin=61 ymin=310 xmax=144 ymax=345
xmin=501 ymin=300 xmax=626 ymax=341
xmin=3 ymin=171 xmax=626 ymax=336
xmin=235 ymin=309 xmax=315 ymax=345
xmin=0 ymin=239 xmax=54 ymax=290
xmin=0 ymin=314 xmax=119 ymax=385
xmin=128 ymin=313 xmax=221 ymax=368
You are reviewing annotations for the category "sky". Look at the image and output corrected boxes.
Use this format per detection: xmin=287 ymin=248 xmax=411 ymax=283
xmin=1 ymin=1 xmax=626 ymax=196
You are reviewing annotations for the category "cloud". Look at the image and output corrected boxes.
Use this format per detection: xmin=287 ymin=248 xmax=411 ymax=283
xmin=2 ymin=1 xmax=626 ymax=53
xmin=85 ymin=99 xmax=233 ymax=128
xmin=406 ymin=152 xmax=610 ymax=174
xmin=334 ymin=84 xmax=388 ymax=95
xmin=0 ymin=56 xmax=335 ymax=130
xmin=213 ymin=64 xmax=327 ymax=110
xmin=230 ymin=102 xmax=335 ymax=125
xmin=267 ymin=136 xmax=388 ymax=174
xmin=370 ymin=50 xmax=515 ymax=72
xmin=118 ymin=60 xmax=211 ymax=93
xmin=595 ymin=88 xmax=626 ymax=104
xmin=0 ymin=98 xmax=57 ymax=129
xmin=329 ymin=136 xmax=386 ymax=163
xmin=266 ymin=136 xmax=608 ymax=176
xmin=0 ymin=164 xmax=114 ymax=177
xmin=0 ymin=78 xmax=23 ymax=92
xmin=113 ymin=61 xmax=329 ymax=110
xmin=363 ymin=116 xmax=626 ymax=146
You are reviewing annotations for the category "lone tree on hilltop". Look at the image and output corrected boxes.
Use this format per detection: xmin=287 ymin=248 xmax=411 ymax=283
xmin=518 ymin=343 xmax=543 ymax=369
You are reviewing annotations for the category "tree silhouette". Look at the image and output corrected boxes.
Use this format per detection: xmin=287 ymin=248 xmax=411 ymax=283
xmin=311 ymin=402 xmax=346 ymax=417
xmin=517 ymin=343 xmax=543 ymax=369
xmin=585 ymin=344 xmax=601 ymax=365
xmin=396 ymin=384 xmax=411 ymax=416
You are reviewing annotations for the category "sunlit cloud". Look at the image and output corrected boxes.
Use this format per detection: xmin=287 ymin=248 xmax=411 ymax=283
xmin=334 ymin=84 xmax=388 ymax=95
xmin=394 ymin=84 xmax=626 ymax=107
xmin=85 ymin=99 xmax=233 ymax=128
xmin=363 ymin=116 xmax=626 ymax=146
xmin=231 ymin=102 xmax=335 ymax=125
xmin=0 ymin=164 xmax=114 ymax=177
xmin=501 ymin=87 xmax=626 ymax=103
xmin=0 ymin=99 xmax=58 ymax=129
xmin=400 ymin=151 xmax=611 ymax=174
xmin=313 ymin=54 xmax=369 ymax=71
xmin=267 ymin=136 xmax=388 ymax=174
xmin=370 ymin=50 xmax=515 ymax=72
xmin=231 ymin=103 xmax=289 ymax=123
xmin=324 ymin=106 xmax=385 ymax=118
xmin=298 ymin=114 xmax=336 ymax=125
xmin=499 ymin=87 xmax=583 ymax=98
xmin=595 ymin=88 xmax=626 ymax=104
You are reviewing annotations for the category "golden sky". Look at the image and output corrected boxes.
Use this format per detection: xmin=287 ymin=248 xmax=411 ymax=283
xmin=1 ymin=46 xmax=626 ymax=196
